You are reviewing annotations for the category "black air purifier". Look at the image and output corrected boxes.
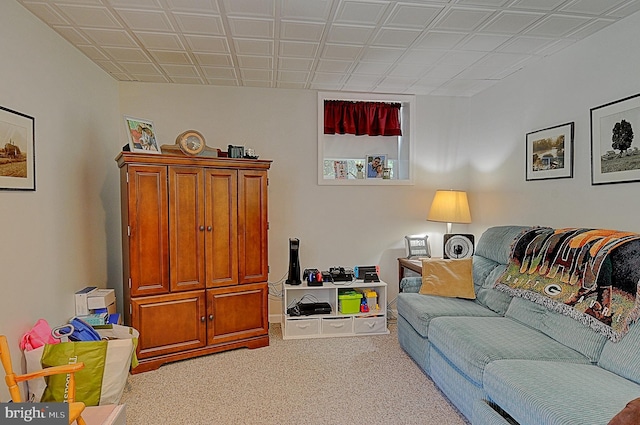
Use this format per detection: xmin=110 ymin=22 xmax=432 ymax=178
xmin=286 ymin=238 xmax=301 ymax=285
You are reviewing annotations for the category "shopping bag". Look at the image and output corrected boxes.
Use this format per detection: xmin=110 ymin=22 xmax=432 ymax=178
xmin=25 ymin=324 xmax=138 ymax=406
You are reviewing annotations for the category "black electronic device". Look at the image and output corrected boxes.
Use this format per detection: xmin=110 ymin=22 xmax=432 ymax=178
xmin=364 ymin=272 xmax=380 ymax=282
xmin=329 ymin=266 xmax=354 ymax=282
xmin=285 ymin=238 xmax=301 ymax=285
xmin=303 ymin=268 xmax=323 ymax=286
xmin=443 ymin=234 xmax=475 ymax=259
xmin=354 ymin=265 xmax=379 ymax=280
xmin=322 ymin=272 xmax=333 ymax=283
xmin=287 ymin=302 xmax=332 ymax=316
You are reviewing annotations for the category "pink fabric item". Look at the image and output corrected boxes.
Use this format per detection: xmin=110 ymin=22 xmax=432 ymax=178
xmin=19 ymin=319 xmax=59 ymax=351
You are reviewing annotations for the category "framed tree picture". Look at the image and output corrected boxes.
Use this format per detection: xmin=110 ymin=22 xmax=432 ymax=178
xmin=525 ymin=122 xmax=574 ymax=181
xmin=591 ymin=93 xmax=640 ymax=185
xmin=0 ymin=106 xmax=35 ymax=191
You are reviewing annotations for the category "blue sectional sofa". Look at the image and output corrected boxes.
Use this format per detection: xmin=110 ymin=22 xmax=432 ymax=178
xmin=397 ymin=225 xmax=640 ymax=425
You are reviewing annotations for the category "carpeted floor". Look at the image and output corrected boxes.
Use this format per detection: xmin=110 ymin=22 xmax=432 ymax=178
xmin=120 ymin=322 xmax=469 ymax=425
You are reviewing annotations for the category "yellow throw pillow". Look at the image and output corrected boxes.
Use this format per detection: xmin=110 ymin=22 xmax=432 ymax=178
xmin=419 ymin=258 xmax=475 ymax=299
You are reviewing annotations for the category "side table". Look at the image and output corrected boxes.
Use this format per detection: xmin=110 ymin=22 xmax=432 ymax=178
xmin=398 ymin=258 xmax=423 ymax=292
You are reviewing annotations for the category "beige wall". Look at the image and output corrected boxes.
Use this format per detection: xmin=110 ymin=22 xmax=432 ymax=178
xmin=0 ymin=1 xmax=119 ymax=400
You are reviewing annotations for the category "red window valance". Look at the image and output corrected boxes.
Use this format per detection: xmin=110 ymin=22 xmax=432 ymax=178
xmin=324 ymin=100 xmax=402 ymax=136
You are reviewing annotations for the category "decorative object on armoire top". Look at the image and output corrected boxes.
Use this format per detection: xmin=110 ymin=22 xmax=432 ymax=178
xmin=160 ymin=130 xmax=218 ymax=157
xmin=123 ymin=115 xmax=160 ymax=154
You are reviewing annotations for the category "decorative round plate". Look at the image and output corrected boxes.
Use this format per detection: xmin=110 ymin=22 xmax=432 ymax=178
xmin=443 ymin=234 xmax=475 ymax=259
xmin=176 ymin=130 xmax=205 ymax=156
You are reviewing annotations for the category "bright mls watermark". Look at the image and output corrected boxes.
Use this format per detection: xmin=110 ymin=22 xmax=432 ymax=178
xmin=0 ymin=403 xmax=67 ymax=424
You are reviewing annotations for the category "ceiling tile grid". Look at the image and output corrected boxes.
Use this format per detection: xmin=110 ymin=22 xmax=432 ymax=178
xmin=16 ymin=0 xmax=640 ymax=96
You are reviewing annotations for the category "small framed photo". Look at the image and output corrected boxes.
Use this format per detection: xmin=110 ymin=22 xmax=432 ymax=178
xmin=365 ymin=154 xmax=386 ymax=179
xmin=591 ymin=93 xmax=640 ymax=185
xmin=0 ymin=106 xmax=35 ymax=191
xmin=124 ymin=115 xmax=160 ymax=154
xmin=525 ymin=122 xmax=574 ymax=181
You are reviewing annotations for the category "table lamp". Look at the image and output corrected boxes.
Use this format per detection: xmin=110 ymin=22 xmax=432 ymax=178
xmin=427 ymin=190 xmax=471 ymax=233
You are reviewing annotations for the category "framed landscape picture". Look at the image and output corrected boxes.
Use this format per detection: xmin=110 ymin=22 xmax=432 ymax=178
xmin=124 ymin=115 xmax=160 ymax=153
xmin=0 ymin=106 xmax=35 ymax=191
xmin=591 ymin=93 xmax=640 ymax=185
xmin=526 ymin=122 xmax=574 ymax=181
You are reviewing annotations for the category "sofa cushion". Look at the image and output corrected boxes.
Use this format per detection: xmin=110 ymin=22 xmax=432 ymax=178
xmin=474 ymin=225 xmax=532 ymax=265
xmin=428 ymin=316 xmax=591 ymax=386
xmin=505 ymin=297 xmax=607 ymax=362
xmin=599 ymin=321 xmax=640 ymax=385
xmin=420 ymin=258 xmax=475 ymax=299
xmin=475 ymin=260 xmax=512 ymax=315
xmin=484 ymin=360 xmax=640 ymax=425
xmin=397 ymin=293 xmax=498 ymax=338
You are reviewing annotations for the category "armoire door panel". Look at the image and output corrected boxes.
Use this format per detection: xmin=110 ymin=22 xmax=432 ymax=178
xmin=128 ymin=165 xmax=169 ymax=296
xmin=205 ymin=169 xmax=238 ymax=287
xmin=169 ymin=167 xmax=206 ymax=292
xmin=132 ymin=291 xmax=206 ymax=359
xmin=238 ymin=170 xmax=268 ymax=284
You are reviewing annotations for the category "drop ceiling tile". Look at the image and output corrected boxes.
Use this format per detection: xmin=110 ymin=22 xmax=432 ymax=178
xmin=312 ymin=72 xmax=348 ymax=84
xmin=326 ymin=25 xmax=376 ymax=44
xmin=281 ymin=0 xmax=333 ymax=21
xmin=361 ymin=46 xmax=405 ymax=62
xmin=415 ymin=31 xmax=468 ymax=49
xmin=193 ymin=53 xmax=233 ymax=66
xmin=424 ymin=64 xmax=465 ymax=79
xmin=237 ymin=55 xmax=273 ymax=68
xmin=280 ymin=41 xmax=319 ymax=58
xmin=607 ymin=1 xmax=640 ymax=18
xmin=207 ymin=78 xmax=239 ymax=86
xmin=509 ymin=0 xmax=567 ymax=10
xmin=172 ymin=76 xmax=205 ymax=84
xmin=243 ymin=80 xmax=273 ymax=88
xmin=334 ymin=1 xmax=389 ymax=25
xmin=165 ymin=0 xmax=218 ymax=13
xmin=384 ymin=3 xmax=444 ymax=29
xmin=94 ymin=60 xmax=124 ymax=73
xmin=352 ymin=61 xmax=392 ymax=74
xmin=567 ymin=18 xmax=616 ymax=39
xmin=525 ymin=14 xmax=592 ymax=37
xmin=535 ymin=38 xmax=576 ymax=56
xmin=439 ymin=50 xmax=487 ymax=66
xmin=456 ymin=0 xmax=511 ymax=6
xmin=316 ymin=59 xmax=353 ymax=73
xmin=115 ymin=9 xmax=174 ymax=32
xmin=281 ymin=21 xmax=325 ymax=41
xmin=479 ymin=11 xmax=546 ymax=34
xmin=373 ymin=28 xmax=422 ymax=47
xmin=228 ymin=18 xmax=274 ymax=38
xmin=132 ymin=74 xmax=169 ymax=83
xmin=234 ymin=39 xmax=274 ymax=55
xmin=82 ymin=28 xmax=138 ymax=47
xmin=223 ymin=0 xmax=275 ymax=18
xmin=321 ymin=43 xmax=362 ymax=60
xmin=108 ymin=0 xmax=162 ymax=9
xmin=202 ymin=67 xmax=237 ymax=78
xmin=497 ymin=36 xmax=556 ymax=54
xmin=279 ymin=57 xmax=314 ymax=71
xmin=277 ymin=70 xmax=309 ymax=82
xmin=120 ymin=61 xmax=161 ymax=74
xmin=559 ymin=0 xmax=625 ymax=16
xmin=76 ymin=45 xmax=109 ymax=60
xmin=162 ymin=64 xmax=199 ymax=76
xmin=457 ymin=33 xmax=511 ymax=51
xmin=103 ymin=46 xmax=151 ymax=61
xmin=172 ymin=13 xmax=224 ymax=35
xmin=133 ymin=31 xmax=185 ymax=50
xmin=388 ymin=63 xmax=427 ymax=78
xmin=20 ymin=1 xmax=70 ymax=25
xmin=400 ymin=48 xmax=447 ymax=64
xmin=345 ymin=74 xmax=379 ymax=86
xmin=150 ymin=50 xmax=193 ymax=64
xmin=434 ymin=7 xmax=496 ymax=31
xmin=473 ymin=51 xmax=531 ymax=68
xmin=241 ymin=69 xmax=273 ymax=80
xmin=51 ymin=26 xmax=92 ymax=44
xmin=277 ymin=81 xmax=307 ymax=89
xmin=184 ymin=35 xmax=230 ymax=53
xmin=57 ymin=4 xmax=122 ymax=28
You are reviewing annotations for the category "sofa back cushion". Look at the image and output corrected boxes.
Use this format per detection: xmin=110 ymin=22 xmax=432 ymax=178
xmin=472 ymin=226 xmax=531 ymax=315
xmin=505 ymin=297 xmax=607 ymax=362
xmin=599 ymin=320 xmax=640 ymax=385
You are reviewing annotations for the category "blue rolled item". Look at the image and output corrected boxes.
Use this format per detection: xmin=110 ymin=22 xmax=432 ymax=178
xmin=68 ymin=317 xmax=102 ymax=341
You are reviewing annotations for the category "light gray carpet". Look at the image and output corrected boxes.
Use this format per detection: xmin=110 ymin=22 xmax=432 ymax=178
xmin=121 ymin=323 xmax=469 ymax=425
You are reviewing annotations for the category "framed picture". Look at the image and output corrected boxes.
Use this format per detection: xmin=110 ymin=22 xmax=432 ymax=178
xmin=525 ymin=122 xmax=574 ymax=181
xmin=0 ymin=106 xmax=35 ymax=191
xmin=591 ymin=93 xmax=640 ymax=185
xmin=124 ymin=115 xmax=160 ymax=153
xmin=365 ymin=154 xmax=386 ymax=179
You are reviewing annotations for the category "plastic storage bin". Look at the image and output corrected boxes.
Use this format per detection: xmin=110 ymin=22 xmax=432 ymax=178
xmin=338 ymin=291 xmax=362 ymax=314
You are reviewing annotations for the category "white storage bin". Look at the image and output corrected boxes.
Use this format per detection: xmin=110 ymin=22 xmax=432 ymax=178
xmin=354 ymin=316 xmax=386 ymax=334
xmin=286 ymin=318 xmax=320 ymax=337
xmin=321 ymin=317 xmax=353 ymax=335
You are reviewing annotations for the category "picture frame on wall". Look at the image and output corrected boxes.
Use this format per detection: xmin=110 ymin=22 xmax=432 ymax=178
xmin=0 ymin=106 xmax=35 ymax=191
xmin=525 ymin=122 xmax=574 ymax=181
xmin=124 ymin=115 xmax=160 ymax=154
xmin=591 ymin=93 xmax=640 ymax=185
xmin=365 ymin=154 xmax=386 ymax=179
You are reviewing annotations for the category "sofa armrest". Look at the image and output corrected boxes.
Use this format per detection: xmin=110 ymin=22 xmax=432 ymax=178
xmin=400 ymin=277 xmax=422 ymax=293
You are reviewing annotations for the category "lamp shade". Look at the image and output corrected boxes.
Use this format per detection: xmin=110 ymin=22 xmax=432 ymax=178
xmin=427 ymin=190 xmax=471 ymax=224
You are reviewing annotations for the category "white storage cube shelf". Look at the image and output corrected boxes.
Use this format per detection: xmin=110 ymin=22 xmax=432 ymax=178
xmin=282 ymin=280 xmax=388 ymax=340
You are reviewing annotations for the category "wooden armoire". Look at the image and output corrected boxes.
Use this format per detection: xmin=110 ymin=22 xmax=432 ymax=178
xmin=116 ymin=152 xmax=271 ymax=373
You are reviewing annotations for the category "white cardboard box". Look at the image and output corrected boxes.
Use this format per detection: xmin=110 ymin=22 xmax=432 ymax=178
xmin=88 ymin=289 xmax=116 ymax=310
xmin=75 ymin=286 xmax=98 ymax=316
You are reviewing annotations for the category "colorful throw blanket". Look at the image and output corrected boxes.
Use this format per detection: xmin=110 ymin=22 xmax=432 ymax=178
xmin=495 ymin=227 xmax=640 ymax=342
